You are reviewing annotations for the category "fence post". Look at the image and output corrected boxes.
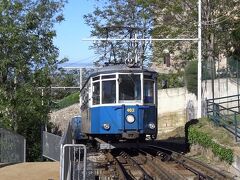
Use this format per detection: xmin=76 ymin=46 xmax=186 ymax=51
xmin=216 ymin=103 xmax=220 ymax=124
xmin=60 ymin=144 xmax=63 ymax=180
xmin=213 ymin=103 xmax=216 ymax=125
xmin=234 ymin=112 xmax=238 ymax=142
xmin=213 ymin=103 xmax=217 ymax=124
xmin=213 ymin=103 xmax=220 ymax=125
xmin=41 ymin=125 xmax=44 ymax=161
xmin=206 ymin=99 xmax=209 ymax=117
xmin=23 ymin=138 xmax=26 ymax=162
xmin=81 ymin=145 xmax=87 ymax=180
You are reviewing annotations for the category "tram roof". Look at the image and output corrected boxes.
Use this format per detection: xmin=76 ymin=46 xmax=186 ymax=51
xmin=89 ymin=64 xmax=157 ymax=77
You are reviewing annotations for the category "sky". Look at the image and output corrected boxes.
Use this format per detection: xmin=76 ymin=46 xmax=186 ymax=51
xmin=53 ymin=0 xmax=100 ymax=67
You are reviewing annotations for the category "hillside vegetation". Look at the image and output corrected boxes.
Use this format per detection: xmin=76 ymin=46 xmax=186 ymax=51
xmin=187 ymin=118 xmax=240 ymax=164
xmin=53 ymin=92 xmax=80 ymax=110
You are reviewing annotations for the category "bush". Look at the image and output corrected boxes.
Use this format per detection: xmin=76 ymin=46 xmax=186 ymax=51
xmin=54 ymin=92 xmax=80 ymax=110
xmin=188 ymin=126 xmax=234 ymax=164
xmin=158 ymin=72 xmax=184 ymax=89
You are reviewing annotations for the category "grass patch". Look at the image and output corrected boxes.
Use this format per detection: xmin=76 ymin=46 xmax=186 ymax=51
xmin=53 ymin=92 xmax=80 ymax=110
xmin=194 ymin=118 xmax=236 ymax=146
xmin=190 ymin=154 xmax=212 ymax=164
xmin=188 ymin=118 xmax=235 ymax=164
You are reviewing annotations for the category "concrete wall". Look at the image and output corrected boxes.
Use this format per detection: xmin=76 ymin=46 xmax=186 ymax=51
xmin=202 ymin=78 xmax=240 ymax=110
xmin=157 ymin=87 xmax=197 ymax=134
xmin=202 ymin=78 xmax=239 ymax=100
xmin=158 ymin=88 xmax=187 ymax=113
xmin=157 ymin=78 xmax=240 ymax=135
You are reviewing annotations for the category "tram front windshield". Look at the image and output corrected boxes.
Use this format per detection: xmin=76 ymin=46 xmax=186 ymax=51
xmin=119 ymin=74 xmax=141 ymax=102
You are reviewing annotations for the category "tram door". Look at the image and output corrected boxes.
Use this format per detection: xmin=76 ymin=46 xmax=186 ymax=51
xmin=119 ymin=74 xmax=142 ymax=132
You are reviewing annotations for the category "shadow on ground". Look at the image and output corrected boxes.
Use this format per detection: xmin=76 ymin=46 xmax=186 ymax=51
xmin=153 ymin=119 xmax=199 ymax=153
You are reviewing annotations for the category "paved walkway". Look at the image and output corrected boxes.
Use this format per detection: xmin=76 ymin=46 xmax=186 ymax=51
xmin=0 ymin=162 xmax=59 ymax=180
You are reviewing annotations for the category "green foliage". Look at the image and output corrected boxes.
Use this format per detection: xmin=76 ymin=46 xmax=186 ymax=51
xmin=84 ymin=0 xmax=152 ymax=64
xmin=158 ymin=72 xmax=184 ymax=89
xmin=227 ymin=22 xmax=240 ymax=77
xmin=228 ymin=56 xmax=240 ymax=77
xmin=54 ymin=92 xmax=80 ymax=110
xmin=202 ymin=60 xmax=212 ymax=80
xmin=139 ymin=0 xmax=198 ymax=65
xmin=188 ymin=126 xmax=234 ymax=164
xmin=184 ymin=61 xmax=197 ymax=96
xmin=50 ymin=68 xmax=80 ymax=100
xmin=139 ymin=0 xmax=240 ymax=75
xmin=0 ymin=0 xmax=65 ymax=161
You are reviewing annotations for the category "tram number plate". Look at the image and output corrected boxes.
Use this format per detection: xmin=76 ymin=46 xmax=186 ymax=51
xmin=127 ymin=108 xmax=134 ymax=113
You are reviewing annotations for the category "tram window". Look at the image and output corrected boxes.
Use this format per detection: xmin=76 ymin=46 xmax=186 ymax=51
xmin=102 ymin=80 xmax=116 ymax=104
xmin=119 ymin=74 xmax=141 ymax=101
xmin=93 ymin=76 xmax=100 ymax=81
xmin=144 ymin=80 xmax=154 ymax=104
xmin=92 ymin=82 xmax=100 ymax=105
xmin=102 ymin=75 xmax=116 ymax=79
xmin=144 ymin=74 xmax=153 ymax=79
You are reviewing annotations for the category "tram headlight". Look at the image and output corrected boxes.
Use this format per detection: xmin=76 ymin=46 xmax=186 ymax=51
xmin=126 ymin=114 xmax=135 ymax=123
xmin=148 ymin=122 xmax=156 ymax=130
xmin=103 ymin=123 xmax=110 ymax=130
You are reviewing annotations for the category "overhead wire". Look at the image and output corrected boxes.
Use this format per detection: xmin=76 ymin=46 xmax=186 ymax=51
xmin=202 ymin=8 xmax=240 ymax=26
xmin=93 ymin=28 xmax=143 ymax=64
xmin=203 ymin=7 xmax=240 ymax=23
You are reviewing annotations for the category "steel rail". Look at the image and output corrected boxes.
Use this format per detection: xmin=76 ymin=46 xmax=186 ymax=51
xmin=146 ymin=146 xmax=213 ymax=179
xmin=120 ymin=151 xmax=153 ymax=180
xmin=172 ymin=153 xmax=230 ymax=180
xmin=147 ymin=145 xmax=231 ymax=179
xmin=138 ymin=149 xmax=184 ymax=180
xmin=106 ymin=152 xmax=128 ymax=180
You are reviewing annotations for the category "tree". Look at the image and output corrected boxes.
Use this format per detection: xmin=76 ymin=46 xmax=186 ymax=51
xmin=136 ymin=0 xmax=198 ymax=71
xmin=138 ymin=0 xmax=240 ymax=97
xmin=185 ymin=61 xmax=198 ymax=96
xmin=84 ymin=0 xmax=153 ymax=65
xmin=228 ymin=18 xmax=240 ymax=76
xmin=138 ymin=0 xmax=240 ymax=67
xmin=0 ymin=0 xmax=65 ymax=161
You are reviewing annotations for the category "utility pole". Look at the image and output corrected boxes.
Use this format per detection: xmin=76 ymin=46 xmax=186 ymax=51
xmin=79 ymin=68 xmax=83 ymax=116
xmin=197 ymin=0 xmax=202 ymax=118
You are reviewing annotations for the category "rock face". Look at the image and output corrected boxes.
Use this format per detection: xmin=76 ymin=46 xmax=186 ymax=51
xmin=49 ymin=104 xmax=80 ymax=133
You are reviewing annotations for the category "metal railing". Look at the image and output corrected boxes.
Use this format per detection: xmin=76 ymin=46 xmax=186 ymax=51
xmin=0 ymin=128 xmax=26 ymax=163
xmin=60 ymin=122 xmax=87 ymax=180
xmin=60 ymin=144 xmax=87 ymax=180
xmin=42 ymin=131 xmax=61 ymax=161
xmin=207 ymin=95 xmax=240 ymax=142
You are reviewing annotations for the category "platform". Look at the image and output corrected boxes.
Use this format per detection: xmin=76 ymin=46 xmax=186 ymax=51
xmin=0 ymin=162 xmax=59 ymax=180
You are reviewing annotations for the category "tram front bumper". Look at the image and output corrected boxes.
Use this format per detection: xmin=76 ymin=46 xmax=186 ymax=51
xmin=122 ymin=131 xmax=139 ymax=139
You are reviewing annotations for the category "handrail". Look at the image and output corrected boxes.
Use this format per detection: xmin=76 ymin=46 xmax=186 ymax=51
xmin=206 ymin=97 xmax=240 ymax=142
xmin=207 ymin=94 xmax=240 ymax=101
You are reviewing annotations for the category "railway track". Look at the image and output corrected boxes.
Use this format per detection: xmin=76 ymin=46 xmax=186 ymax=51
xmin=93 ymin=145 xmax=234 ymax=180
xmin=146 ymin=145 xmax=233 ymax=179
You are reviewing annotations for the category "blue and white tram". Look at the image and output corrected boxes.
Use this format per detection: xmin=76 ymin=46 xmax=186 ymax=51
xmin=80 ymin=64 xmax=158 ymax=140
